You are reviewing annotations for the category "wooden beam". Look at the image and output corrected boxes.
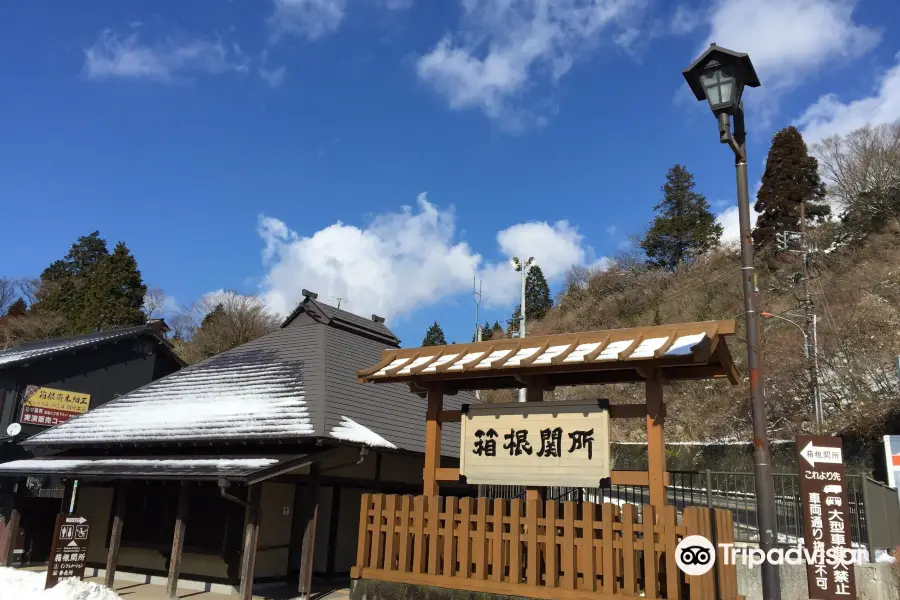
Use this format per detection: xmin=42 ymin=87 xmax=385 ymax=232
xmin=438 ymin=410 xmax=462 ymax=423
xmin=645 ymin=375 xmax=667 ymax=510
xmin=0 ymin=482 xmax=22 ymax=567
xmin=239 ymin=484 xmax=262 ymax=600
xmin=104 ymin=482 xmax=128 ymax=588
xmin=435 ymin=468 xmax=460 ymax=482
xmin=166 ymin=485 xmax=190 ymax=600
xmin=423 ymin=387 xmax=443 ymax=496
xmin=608 ymin=403 xmax=649 ymax=419
xmin=298 ymin=465 xmax=321 ymax=599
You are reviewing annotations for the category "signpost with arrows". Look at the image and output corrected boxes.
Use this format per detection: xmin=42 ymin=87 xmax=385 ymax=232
xmin=796 ymin=436 xmax=857 ymax=599
xmin=45 ymin=514 xmax=91 ymax=589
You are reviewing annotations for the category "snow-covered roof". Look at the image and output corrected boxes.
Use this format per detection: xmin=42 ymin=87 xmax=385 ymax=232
xmin=359 ymin=320 xmax=738 ymax=388
xmin=24 ymin=302 xmax=473 ymax=457
xmin=0 ymin=325 xmax=178 ymax=369
xmin=0 ymin=455 xmax=303 ymax=481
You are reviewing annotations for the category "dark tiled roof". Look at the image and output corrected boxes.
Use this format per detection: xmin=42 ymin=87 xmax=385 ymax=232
xmin=281 ymin=297 xmax=400 ymax=346
xmin=0 ymin=325 xmax=180 ymax=370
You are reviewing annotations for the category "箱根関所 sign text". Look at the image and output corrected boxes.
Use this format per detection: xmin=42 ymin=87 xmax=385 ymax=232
xmin=20 ymin=385 xmax=91 ymax=427
xmin=459 ymin=399 xmax=610 ymax=487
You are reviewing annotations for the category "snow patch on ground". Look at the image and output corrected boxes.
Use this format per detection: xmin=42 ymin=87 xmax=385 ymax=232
xmin=0 ymin=568 xmax=121 ymax=600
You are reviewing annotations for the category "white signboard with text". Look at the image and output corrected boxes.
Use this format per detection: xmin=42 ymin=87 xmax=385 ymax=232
xmin=459 ymin=399 xmax=610 ymax=487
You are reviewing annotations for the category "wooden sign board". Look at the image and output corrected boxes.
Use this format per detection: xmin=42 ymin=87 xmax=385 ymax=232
xmin=21 ymin=385 xmax=91 ymax=428
xmin=796 ymin=435 xmax=857 ymax=600
xmin=459 ymin=399 xmax=610 ymax=487
xmin=45 ymin=514 xmax=91 ymax=589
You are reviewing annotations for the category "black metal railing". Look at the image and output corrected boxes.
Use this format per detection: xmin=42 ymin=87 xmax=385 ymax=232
xmin=477 ymin=470 xmax=900 ymax=560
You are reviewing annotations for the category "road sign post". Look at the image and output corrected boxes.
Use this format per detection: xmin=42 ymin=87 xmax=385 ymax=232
xmin=45 ymin=514 xmax=91 ymax=589
xmin=796 ymin=436 xmax=857 ymax=599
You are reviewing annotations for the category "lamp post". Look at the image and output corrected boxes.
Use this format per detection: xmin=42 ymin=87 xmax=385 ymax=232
xmin=684 ymin=44 xmax=782 ymax=600
xmin=511 ymin=256 xmax=535 ymax=403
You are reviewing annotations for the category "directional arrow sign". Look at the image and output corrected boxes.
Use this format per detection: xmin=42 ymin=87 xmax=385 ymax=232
xmin=800 ymin=440 xmax=843 ymax=467
xmin=66 ymin=540 xmax=79 ymax=548
xmin=65 ymin=516 xmax=87 ymax=524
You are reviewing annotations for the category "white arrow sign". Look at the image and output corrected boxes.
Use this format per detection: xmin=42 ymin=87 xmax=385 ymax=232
xmin=66 ymin=540 xmax=78 ymax=548
xmin=800 ymin=441 xmax=843 ymax=467
xmin=65 ymin=516 xmax=87 ymax=524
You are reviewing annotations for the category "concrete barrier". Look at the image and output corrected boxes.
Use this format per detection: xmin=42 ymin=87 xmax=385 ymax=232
xmin=737 ymin=563 xmax=898 ymax=600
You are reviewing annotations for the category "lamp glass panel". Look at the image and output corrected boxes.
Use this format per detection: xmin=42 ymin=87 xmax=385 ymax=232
xmin=705 ymin=84 xmax=722 ymax=106
xmin=700 ymin=70 xmax=720 ymax=87
xmin=719 ymin=81 xmax=734 ymax=105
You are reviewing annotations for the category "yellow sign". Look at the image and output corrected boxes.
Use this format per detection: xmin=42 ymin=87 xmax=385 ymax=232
xmin=24 ymin=386 xmax=91 ymax=415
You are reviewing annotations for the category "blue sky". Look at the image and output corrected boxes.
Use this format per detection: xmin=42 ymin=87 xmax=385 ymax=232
xmin=2 ymin=0 xmax=898 ymax=346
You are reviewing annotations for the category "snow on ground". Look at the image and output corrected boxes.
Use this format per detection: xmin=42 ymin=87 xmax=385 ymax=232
xmin=0 ymin=568 xmax=120 ymax=600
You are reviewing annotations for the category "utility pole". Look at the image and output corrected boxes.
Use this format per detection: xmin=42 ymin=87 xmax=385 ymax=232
xmin=799 ymin=201 xmax=822 ymax=432
xmin=473 ymin=277 xmax=483 ymax=401
xmin=511 ymin=257 xmax=535 ymax=403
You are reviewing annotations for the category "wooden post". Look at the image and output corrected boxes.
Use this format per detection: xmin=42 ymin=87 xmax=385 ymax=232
xmin=645 ymin=374 xmax=667 ymax=510
xmin=104 ymin=483 xmax=128 ymax=588
xmin=298 ymin=466 xmax=321 ymax=599
xmin=239 ymin=485 xmax=262 ymax=600
xmin=525 ymin=385 xmax=544 ymax=503
xmin=166 ymin=485 xmax=190 ymax=600
xmin=423 ymin=386 xmax=443 ymax=496
xmin=0 ymin=482 xmax=23 ymax=567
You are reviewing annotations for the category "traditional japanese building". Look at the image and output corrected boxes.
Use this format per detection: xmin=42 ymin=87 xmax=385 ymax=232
xmin=0 ymin=322 xmax=184 ymax=565
xmin=0 ymin=292 xmax=473 ymax=597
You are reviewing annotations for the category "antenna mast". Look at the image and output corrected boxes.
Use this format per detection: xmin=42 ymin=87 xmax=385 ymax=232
xmin=328 ymin=279 xmax=350 ymax=310
xmin=473 ymin=276 xmax=483 ymax=401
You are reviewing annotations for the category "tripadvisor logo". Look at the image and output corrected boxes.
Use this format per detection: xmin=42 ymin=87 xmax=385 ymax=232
xmin=675 ymin=535 xmax=716 ymax=576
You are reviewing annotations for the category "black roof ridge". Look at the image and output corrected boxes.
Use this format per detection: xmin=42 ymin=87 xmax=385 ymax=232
xmin=0 ymin=323 xmax=184 ymax=370
xmin=281 ymin=296 xmax=400 ymax=346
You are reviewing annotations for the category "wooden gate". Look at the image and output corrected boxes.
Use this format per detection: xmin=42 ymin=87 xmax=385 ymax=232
xmin=351 ymin=494 xmax=742 ymax=599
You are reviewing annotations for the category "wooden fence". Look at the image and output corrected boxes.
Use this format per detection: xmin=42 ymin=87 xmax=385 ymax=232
xmin=351 ymin=494 xmax=742 ymax=600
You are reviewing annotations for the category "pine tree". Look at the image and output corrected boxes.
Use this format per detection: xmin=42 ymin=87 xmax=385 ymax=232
xmin=640 ymin=165 xmax=723 ymax=270
xmin=482 ymin=321 xmax=491 ymax=341
xmin=753 ymin=126 xmax=830 ymax=249
xmin=422 ymin=321 xmax=447 ymax=346
xmin=5 ymin=298 xmax=27 ymax=317
xmin=525 ymin=265 xmax=553 ymax=321
xmin=506 ymin=305 xmax=521 ymax=336
xmin=491 ymin=321 xmax=504 ymax=340
xmin=76 ymin=242 xmax=147 ymax=332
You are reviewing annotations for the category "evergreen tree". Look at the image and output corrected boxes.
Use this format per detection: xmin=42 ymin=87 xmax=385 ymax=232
xmin=5 ymin=298 xmax=27 ymax=317
xmin=202 ymin=303 xmax=226 ymax=328
xmin=422 ymin=321 xmax=447 ymax=346
xmin=41 ymin=231 xmax=109 ymax=281
xmin=76 ymin=242 xmax=147 ymax=332
xmin=525 ymin=265 xmax=553 ymax=321
xmin=491 ymin=321 xmax=504 ymax=340
xmin=506 ymin=305 xmax=521 ymax=336
xmin=640 ymin=165 xmax=723 ymax=270
xmin=482 ymin=321 xmax=492 ymax=341
xmin=753 ymin=126 xmax=830 ymax=249
xmin=34 ymin=231 xmax=111 ymax=327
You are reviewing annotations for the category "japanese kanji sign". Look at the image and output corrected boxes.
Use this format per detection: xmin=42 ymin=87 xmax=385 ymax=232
xmin=20 ymin=385 xmax=91 ymax=428
xmin=45 ymin=514 xmax=91 ymax=589
xmin=796 ymin=435 xmax=857 ymax=600
xmin=459 ymin=399 xmax=610 ymax=487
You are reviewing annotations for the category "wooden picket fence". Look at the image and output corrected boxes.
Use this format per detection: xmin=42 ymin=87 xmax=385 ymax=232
xmin=351 ymin=494 xmax=743 ymax=600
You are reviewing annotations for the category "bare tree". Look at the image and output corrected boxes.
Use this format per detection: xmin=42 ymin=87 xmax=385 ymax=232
xmin=142 ymin=287 xmax=168 ymax=320
xmin=171 ymin=291 xmax=281 ymax=363
xmin=0 ymin=278 xmax=15 ymax=315
xmin=813 ymin=122 xmax=900 ymax=211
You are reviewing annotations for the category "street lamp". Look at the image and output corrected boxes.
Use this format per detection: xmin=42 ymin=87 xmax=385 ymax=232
xmin=511 ymin=256 xmax=535 ymax=403
xmin=761 ymin=312 xmax=823 ymax=432
xmin=684 ymin=44 xmax=783 ymax=600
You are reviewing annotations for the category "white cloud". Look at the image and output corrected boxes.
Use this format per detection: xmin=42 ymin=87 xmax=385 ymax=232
xmin=716 ymin=180 xmax=761 ymax=246
xmin=605 ymin=224 xmax=618 ymax=235
xmin=415 ymin=0 xmax=645 ymax=128
xmin=259 ymin=65 xmax=287 ymax=88
xmin=256 ymin=194 xmax=598 ymax=322
xmin=671 ymin=4 xmax=701 ymax=35
xmin=269 ymin=0 xmax=347 ymax=41
xmin=379 ymin=0 xmax=413 ymax=9
xmin=795 ymin=53 xmax=900 ymax=145
xmin=83 ymin=29 xmax=249 ymax=82
xmin=701 ymin=0 xmax=879 ymax=97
